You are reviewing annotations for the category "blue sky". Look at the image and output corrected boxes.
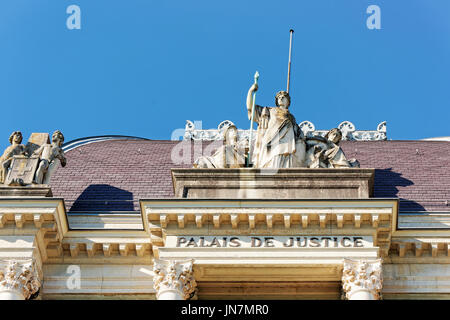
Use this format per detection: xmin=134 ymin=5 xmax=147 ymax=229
xmin=0 ymin=0 xmax=449 ymax=150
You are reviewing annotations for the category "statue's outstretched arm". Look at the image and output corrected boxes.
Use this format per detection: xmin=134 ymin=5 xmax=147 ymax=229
xmin=246 ymin=83 xmax=261 ymax=122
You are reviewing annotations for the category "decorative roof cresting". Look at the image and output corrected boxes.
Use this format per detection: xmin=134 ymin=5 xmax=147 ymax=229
xmin=184 ymin=120 xmax=387 ymax=142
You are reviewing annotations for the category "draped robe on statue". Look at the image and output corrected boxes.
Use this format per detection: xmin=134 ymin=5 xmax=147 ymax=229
xmin=250 ymin=105 xmax=306 ymax=168
xmin=324 ymin=143 xmax=352 ymax=168
xmin=305 ymin=137 xmax=358 ymax=169
xmin=193 ymin=144 xmax=246 ymax=169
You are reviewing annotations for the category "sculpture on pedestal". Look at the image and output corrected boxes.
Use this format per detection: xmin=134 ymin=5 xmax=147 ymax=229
xmin=306 ymin=128 xmax=360 ymax=168
xmin=191 ymin=83 xmax=361 ymax=169
xmin=33 ymin=130 xmax=67 ymax=184
xmin=191 ymin=29 xmax=360 ymax=169
xmin=246 ymin=84 xmax=306 ymax=168
xmin=193 ymin=125 xmax=246 ymax=169
xmin=0 ymin=131 xmax=27 ymax=184
xmin=0 ymin=130 xmax=66 ymax=186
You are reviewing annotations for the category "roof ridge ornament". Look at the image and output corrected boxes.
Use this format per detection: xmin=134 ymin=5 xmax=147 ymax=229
xmin=184 ymin=120 xmax=387 ymax=141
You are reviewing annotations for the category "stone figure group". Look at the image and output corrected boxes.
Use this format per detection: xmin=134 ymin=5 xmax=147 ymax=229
xmin=0 ymin=130 xmax=67 ymax=186
xmin=194 ymin=83 xmax=359 ymax=169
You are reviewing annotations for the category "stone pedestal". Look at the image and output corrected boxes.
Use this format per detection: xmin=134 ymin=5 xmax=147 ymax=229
xmin=153 ymin=259 xmax=197 ymax=300
xmin=171 ymin=168 xmax=374 ymax=199
xmin=0 ymin=185 xmax=52 ymax=197
xmin=341 ymin=259 xmax=382 ymax=300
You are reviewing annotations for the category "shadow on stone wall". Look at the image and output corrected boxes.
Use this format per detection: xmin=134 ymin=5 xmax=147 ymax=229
xmin=69 ymin=184 xmax=134 ymax=212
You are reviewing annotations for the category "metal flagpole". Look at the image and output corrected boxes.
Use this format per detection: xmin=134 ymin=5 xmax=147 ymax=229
xmin=247 ymin=71 xmax=259 ymax=167
xmin=287 ymin=29 xmax=294 ymax=93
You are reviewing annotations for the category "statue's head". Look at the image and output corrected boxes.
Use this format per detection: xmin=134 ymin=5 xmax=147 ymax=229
xmin=326 ymin=128 xmax=343 ymax=144
xmin=9 ymin=131 xmax=22 ymax=145
xmin=223 ymin=125 xmax=238 ymax=145
xmin=275 ymin=91 xmax=291 ymax=109
xmin=52 ymin=130 xmax=65 ymax=147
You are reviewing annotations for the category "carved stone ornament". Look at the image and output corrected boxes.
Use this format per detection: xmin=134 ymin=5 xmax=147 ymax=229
xmin=0 ymin=131 xmax=66 ymax=186
xmin=184 ymin=120 xmax=253 ymax=142
xmin=0 ymin=260 xmax=41 ymax=300
xmin=342 ymin=259 xmax=383 ymax=300
xmin=185 ymin=83 xmax=384 ymax=169
xmin=184 ymin=120 xmax=387 ymax=142
xmin=153 ymin=259 xmax=197 ymax=300
xmin=193 ymin=125 xmax=247 ymax=169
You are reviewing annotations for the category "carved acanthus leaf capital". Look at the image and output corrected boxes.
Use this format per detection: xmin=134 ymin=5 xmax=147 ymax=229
xmin=153 ymin=259 xmax=197 ymax=300
xmin=0 ymin=260 xmax=41 ymax=299
xmin=342 ymin=259 xmax=383 ymax=300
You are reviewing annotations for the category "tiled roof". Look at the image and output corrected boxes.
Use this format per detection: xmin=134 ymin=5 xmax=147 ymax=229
xmin=49 ymin=139 xmax=450 ymax=213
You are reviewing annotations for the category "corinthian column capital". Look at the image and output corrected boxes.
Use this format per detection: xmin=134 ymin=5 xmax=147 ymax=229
xmin=153 ymin=259 xmax=197 ymax=300
xmin=342 ymin=259 xmax=383 ymax=300
xmin=0 ymin=260 xmax=41 ymax=300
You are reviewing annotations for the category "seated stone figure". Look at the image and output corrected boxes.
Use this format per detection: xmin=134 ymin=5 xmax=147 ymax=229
xmin=33 ymin=130 xmax=67 ymax=184
xmin=305 ymin=128 xmax=359 ymax=168
xmin=0 ymin=131 xmax=27 ymax=184
xmin=193 ymin=125 xmax=247 ymax=168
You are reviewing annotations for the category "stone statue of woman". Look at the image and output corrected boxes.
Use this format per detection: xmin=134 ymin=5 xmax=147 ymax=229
xmin=0 ymin=131 xmax=27 ymax=184
xmin=193 ymin=125 xmax=246 ymax=169
xmin=246 ymin=83 xmax=306 ymax=168
xmin=305 ymin=128 xmax=360 ymax=168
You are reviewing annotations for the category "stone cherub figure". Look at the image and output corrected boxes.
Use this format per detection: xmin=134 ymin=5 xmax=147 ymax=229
xmin=193 ymin=125 xmax=247 ymax=168
xmin=246 ymin=83 xmax=306 ymax=168
xmin=32 ymin=130 xmax=67 ymax=184
xmin=0 ymin=131 xmax=27 ymax=184
xmin=305 ymin=128 xmax=359 ymax=168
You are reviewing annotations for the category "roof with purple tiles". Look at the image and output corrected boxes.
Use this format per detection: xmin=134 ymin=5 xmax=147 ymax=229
xmin=49 ymin=138 xmax=450 ymax=213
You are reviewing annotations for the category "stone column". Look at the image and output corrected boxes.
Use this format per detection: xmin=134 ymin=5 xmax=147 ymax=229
xmin=0 ymin=260 xmax=41 ymax=300
xmin=341 ymin=259 xmax=382 ymax=300
xmin=153 ymin=259 xmax=197 ymax=300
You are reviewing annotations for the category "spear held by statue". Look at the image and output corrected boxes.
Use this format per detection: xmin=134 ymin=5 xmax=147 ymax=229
xmin=247 ymin=71 xmax=259 ymax=167
xmin=246 ymin=29 xmax=294 ymax=167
